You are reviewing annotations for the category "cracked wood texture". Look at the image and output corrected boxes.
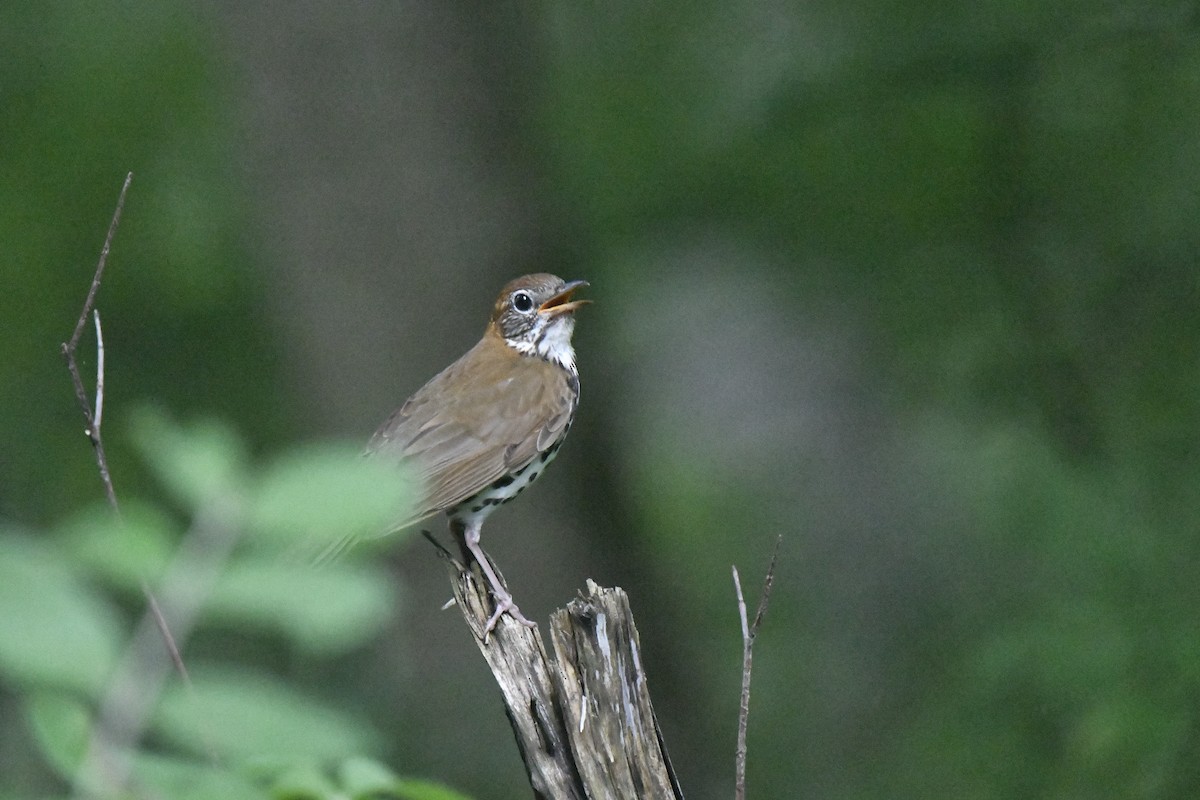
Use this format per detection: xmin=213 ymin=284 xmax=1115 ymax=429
xmin=445 ymin=553 xmax=684 ymax=800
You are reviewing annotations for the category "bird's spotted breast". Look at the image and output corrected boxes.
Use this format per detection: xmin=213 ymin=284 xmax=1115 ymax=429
xmin=449 ymin=443 xmax=563 ymax=524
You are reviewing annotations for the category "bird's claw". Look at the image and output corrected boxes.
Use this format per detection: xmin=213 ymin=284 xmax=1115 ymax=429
xmin=483 ymin=593 xmax=537 ymax=642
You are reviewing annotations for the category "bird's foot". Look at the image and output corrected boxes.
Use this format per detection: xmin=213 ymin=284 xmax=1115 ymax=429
xmin=457 ymin=529 xmax=537 ymax=640
xmin=483 ymin=589 xmax=537 ymax=640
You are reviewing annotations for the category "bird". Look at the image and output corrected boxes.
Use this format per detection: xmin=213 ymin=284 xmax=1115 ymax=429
xmin=366 ymin=273 xmax=589 ymax=634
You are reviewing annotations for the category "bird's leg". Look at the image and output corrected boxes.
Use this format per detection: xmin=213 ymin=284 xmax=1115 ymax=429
xmin=455 ymin=520 xmax=537 ymax=635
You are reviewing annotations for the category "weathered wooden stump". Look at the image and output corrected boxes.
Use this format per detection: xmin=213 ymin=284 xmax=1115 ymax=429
xmin=443 ymin=549 xmax=685 ymax=800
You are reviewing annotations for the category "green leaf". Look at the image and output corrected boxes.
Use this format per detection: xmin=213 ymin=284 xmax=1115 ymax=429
xmin=392 ymin=777 xmax=476 ymax=800
xmin=154 ymin=665 xmax=380 ymax=763
xmin=56 ymin=500 xmax=178 ymax=592
xmin=0 ymin=532 xmax=122 ymax=694
xmin=128 ymin=407 xmax=248 ymax=512
xmin=336 ymin=756 xmax=398 ymax=796
xmin=205 ymin=557 xmax=397 ymax=654
xmin=332 ymin=758 xmax=476 ymax=800
xmin=132 ymin=753 xmax=269 ymax=800
xmin=246 ymin=443 xmax=416 ymax=550
xmin=266 ymin=763 xmax=339 ymax=800
xmin=25 ymin=691 xmax=92 ymax=779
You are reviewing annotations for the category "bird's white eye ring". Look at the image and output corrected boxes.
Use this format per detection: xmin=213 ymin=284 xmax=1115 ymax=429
xmin=512 ymin=291 xmax=534 ymax=312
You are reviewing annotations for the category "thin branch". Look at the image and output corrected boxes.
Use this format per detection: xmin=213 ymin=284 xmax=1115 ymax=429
xmin=73 ymin=500 xmax=239 ymax=797
xmin=734 ymin=568 xmax=749 ymax=642
xmin=750 ymin=537 xmax=780 ymax=640
xmin=732 ymin=567 xmax=749 ymax=800
xmin=144 ymin=588 xmax=191 ymax=684
xmin=59 ymin=174 xmax=217 ymax=796
xmin=92 ymin=311 xmax=105 ymax=430
xmin=60 ymin=171 xmax=132 ymax=514
xmin=66 ymin=172 xmax=131 ymax=354
xmin=733 ymin=535 xmax=782 ymax=800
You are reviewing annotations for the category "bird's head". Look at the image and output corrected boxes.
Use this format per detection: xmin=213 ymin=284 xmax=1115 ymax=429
xmin=489 ymin=273 xmax=589 ymax=370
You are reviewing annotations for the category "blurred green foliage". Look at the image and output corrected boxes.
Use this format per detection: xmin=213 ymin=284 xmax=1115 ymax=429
xmin=0 ymin=410 xmax=468 ymax=799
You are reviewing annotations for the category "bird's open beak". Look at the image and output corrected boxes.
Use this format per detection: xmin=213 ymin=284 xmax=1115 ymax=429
xmin=539 ymin=279 xmax=591 ymax=316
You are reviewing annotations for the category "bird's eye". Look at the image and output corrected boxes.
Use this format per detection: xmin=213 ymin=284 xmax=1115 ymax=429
xmin=512 ymin=291 xmax=534 ymax=312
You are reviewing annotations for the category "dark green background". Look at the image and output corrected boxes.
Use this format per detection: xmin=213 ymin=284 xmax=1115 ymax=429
xmin=4 ymin=3 xmax=1200 ymax=798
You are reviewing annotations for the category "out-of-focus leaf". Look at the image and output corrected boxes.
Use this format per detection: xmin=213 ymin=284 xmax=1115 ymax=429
xmin=154 ymin=666 xmax=380 ymax=763
xmin=56 ymin=500 xmax=177 ymax=591
xmin=336 ymin=756 xmax=397 ymax=796
xmin=246 ymin=443 xmax=416 ymax=549
xmin=25 ymin=692 xmax=91 ymax=780
xmin=0 ymin=531 xmax=122 ymax=694
xmin=132 ymin=753 xmax=269 ymax=800
xmin=205 ymin=557 xmax=397 ymax=654
xmin=266 ymin=763 xmax=339 ymax=800
xmin=128 ymin=407 xmax=248 ymax=512
xmin=333 ymin=758 xmax=475 ymax=800
xmin=393 ymin=778 xmax=476 ymax=800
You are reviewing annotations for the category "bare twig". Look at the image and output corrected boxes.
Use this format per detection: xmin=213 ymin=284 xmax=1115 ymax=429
xmin=73 ymin=500 xmax=239 ymax=796
xmin=92 ymin=311 xmax=105 ymax=430
xmin=732 ymin=567 xmax=750 ymax=799
xmin=60 ymin=171 xmax=132 ymax=514
xmin=733 ymin=570 xmax=748 ymax=641
xmin=66 ymin=175 xmax=131 ymax=354
xmin=144 ymin=588 xmax=191 ymax=683
xmin=61 ymin=174 xmax=218 ymax=796
xmin=733 ymin=535 xmax=782 ymax=800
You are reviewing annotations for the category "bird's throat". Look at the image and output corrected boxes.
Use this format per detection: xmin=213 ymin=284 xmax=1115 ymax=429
xmin=506 ymin=316 xmax=578 ymax=373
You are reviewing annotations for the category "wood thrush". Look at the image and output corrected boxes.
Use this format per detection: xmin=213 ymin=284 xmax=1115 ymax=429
xmin=368 ymin=273 xmax=589 ymax=633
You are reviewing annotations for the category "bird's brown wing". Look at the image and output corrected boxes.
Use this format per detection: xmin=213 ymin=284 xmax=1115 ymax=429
xmin=367 ymin=335 xmax=575 ymax=532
